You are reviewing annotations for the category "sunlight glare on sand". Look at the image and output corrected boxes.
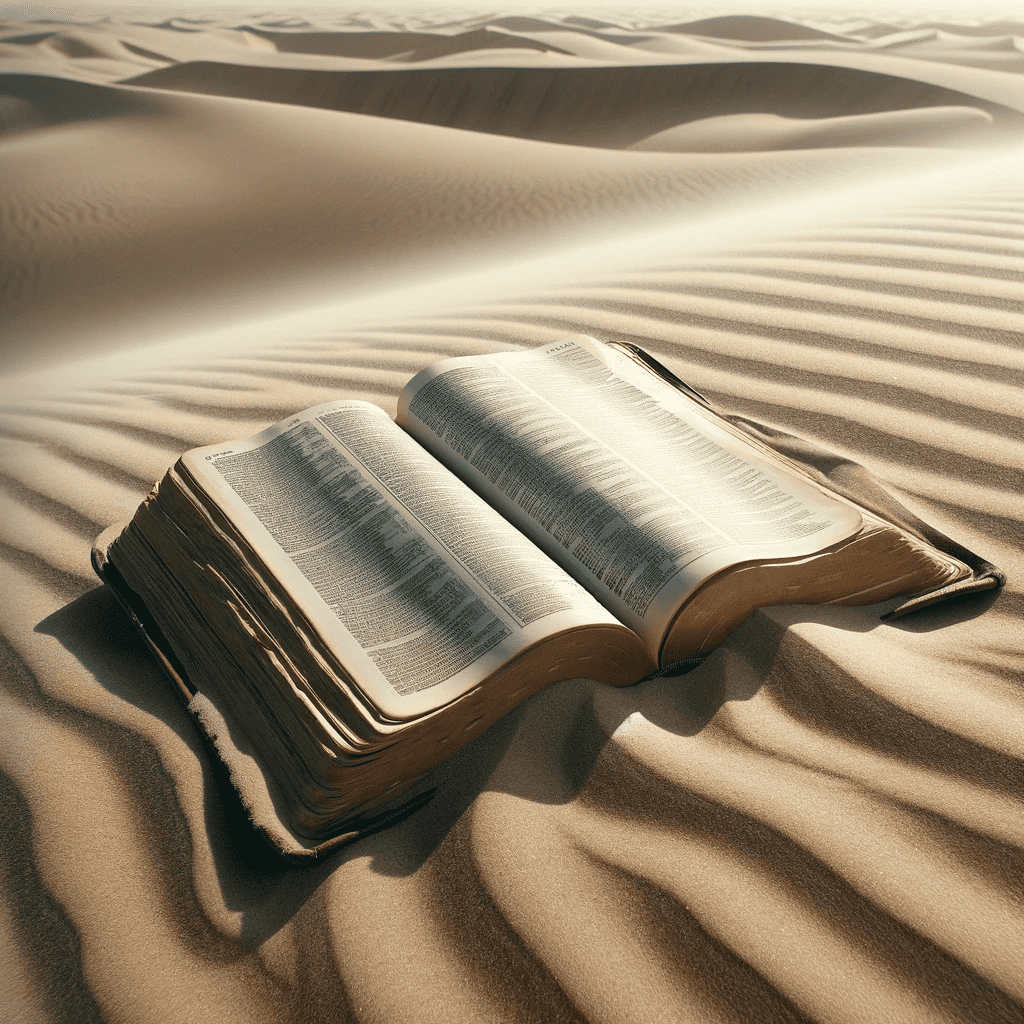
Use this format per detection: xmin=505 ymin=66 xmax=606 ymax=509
xmin=3 ymin=6 xmax=1024 ymax=1021
xmin=5 ymin=138 xmax=1019 ymax=400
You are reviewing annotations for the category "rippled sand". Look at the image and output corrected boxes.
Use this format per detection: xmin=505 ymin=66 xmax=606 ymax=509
xmin=2 ymin=8 xmax=1023 ymax=1023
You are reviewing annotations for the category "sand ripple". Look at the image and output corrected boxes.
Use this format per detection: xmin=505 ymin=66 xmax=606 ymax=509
xmin=2 ymin=10 xmax=1024 ymax=1024
xmin=3 ymin=166 xmax=1024 ymax=1021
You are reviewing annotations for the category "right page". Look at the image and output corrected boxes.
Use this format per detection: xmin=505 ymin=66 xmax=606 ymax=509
xmin=397 ymin=336 xmax=865 ymax=658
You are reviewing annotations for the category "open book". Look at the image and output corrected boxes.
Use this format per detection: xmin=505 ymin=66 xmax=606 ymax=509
xmin=93 ymin=336 xmax=996 ymax=856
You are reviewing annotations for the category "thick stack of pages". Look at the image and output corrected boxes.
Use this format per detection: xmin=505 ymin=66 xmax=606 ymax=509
xmin=96 ymin=337 xmax=972 ymax=846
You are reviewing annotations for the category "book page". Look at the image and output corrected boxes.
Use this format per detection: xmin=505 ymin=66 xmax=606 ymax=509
xmin=180 ymin=400 xmax=624 ymax=720
xmin=397 ymin=336 xmax=862 ymax=654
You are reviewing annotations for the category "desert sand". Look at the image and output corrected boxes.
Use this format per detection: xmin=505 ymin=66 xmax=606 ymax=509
xmin=1 ymin=6 xmax=1023 ymax=1023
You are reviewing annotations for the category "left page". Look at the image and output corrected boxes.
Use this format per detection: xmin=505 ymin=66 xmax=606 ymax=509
xmin=178 ymin=400 xmax=628 ymax=720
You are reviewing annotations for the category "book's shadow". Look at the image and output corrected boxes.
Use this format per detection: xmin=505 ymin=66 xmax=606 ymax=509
xmin=36 ymin=580 xmax=1002 ymax=946
xmin=36 ymin=585 xmax=535 ymax=939
xmin=35 ymin=586 xmax=328 ymax=935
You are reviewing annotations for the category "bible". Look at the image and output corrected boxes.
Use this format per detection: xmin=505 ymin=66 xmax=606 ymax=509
xmin=92 ymin=336 xmax=999 ymax=858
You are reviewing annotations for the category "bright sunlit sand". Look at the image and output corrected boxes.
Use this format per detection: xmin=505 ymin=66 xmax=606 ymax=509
xmin=2 ymin=7 xmax=1023 ymax=1023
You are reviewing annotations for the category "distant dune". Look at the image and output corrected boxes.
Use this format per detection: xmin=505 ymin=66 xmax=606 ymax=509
xmin=629 ymin=107 xmax=997 ymax=152
xmin=4 ymin=11 xmax=1020 ymax=364
xmin=122 ymin=57 xmax=1024 ymax=147
xmin=656 ymin=14 xmax=855 ymax=42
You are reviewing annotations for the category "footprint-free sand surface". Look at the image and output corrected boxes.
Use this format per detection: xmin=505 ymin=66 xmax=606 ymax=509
xmin=2 ymin=8 xmax=1023 ymax=1023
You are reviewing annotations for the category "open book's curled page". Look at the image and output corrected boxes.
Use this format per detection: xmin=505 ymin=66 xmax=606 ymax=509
xmin=93 ymin=336 xmax=1002 ymax=858
xmin=605 ymin=342 xmax=1005 ymax=621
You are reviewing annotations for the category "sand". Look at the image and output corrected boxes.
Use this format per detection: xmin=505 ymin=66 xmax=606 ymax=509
xmin=1 ymin=8 xmax=1023 ymax=1023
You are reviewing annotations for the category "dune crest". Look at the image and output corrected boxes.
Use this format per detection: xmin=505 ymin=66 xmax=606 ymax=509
xmin=7 ymin=69 xmax=990 ymax=372
xmin=630 ymin=106 xmax=996 ymax=152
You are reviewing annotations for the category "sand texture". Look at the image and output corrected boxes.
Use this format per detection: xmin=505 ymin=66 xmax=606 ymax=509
xmin=2 ymin=8 xmax=1024 ymax=1023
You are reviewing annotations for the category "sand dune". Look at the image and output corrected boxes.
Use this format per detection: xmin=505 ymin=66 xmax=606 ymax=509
xmin=7 ymin=69 xmax=988 ymax=371
xmin=657 ymin=14 xmax=855 ymax=42
xmin=909 ymin=19 xmax=1024 ymax=36
xmin=4 ymin=11 xmax=1024 ymax=81
xmin=2 ymin=9 xmax=1024 ymax=1024
xmin=122 ymin=55 xmax=1024 ymax=146
xmin=3 ymin=163 xmax=1023 ymax=1021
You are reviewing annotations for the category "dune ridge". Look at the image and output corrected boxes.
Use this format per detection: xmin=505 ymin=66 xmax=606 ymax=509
xmin=9 ymin=69 xmax=1005 ymax=373
xmin=121 ymin=57 xmax=1024 ymax=145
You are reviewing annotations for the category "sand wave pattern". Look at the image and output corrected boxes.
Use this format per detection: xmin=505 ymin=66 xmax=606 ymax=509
xmin=2 ymin=8 xmax=1024 ymax=1023
xmin=3 ymin=167 xmax=1024 ymax=1022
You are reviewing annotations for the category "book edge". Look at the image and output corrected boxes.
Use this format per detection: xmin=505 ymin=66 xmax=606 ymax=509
xmin=604 ymin=341 xmax=1005 ymax=618
xmin=91 ymin=526 xmax=431 ymax=862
